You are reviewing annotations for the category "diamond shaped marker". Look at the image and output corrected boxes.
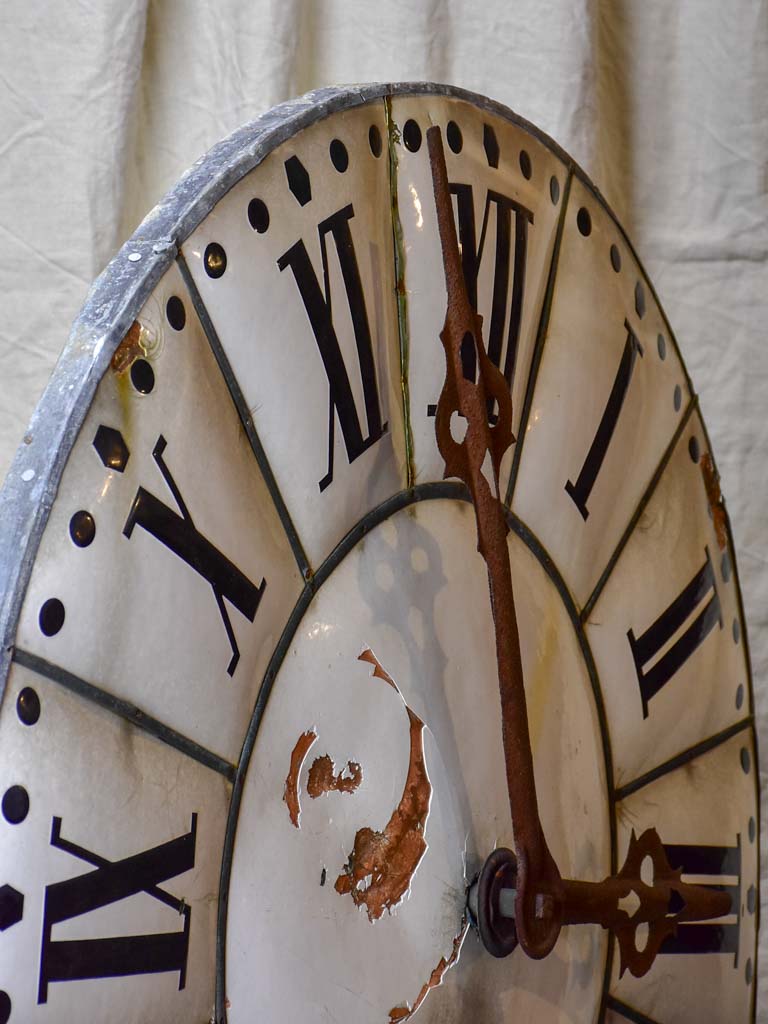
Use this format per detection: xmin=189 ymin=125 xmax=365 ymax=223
xmin=93 ymin=425 xmax=130 ymax=472
xmin=285 ymin=155 xmax=311 ymax=206
xmin=0 ymin=885 xmax=23 ymax=931
xmin=483 ymin=123 xmax=499 ymax=169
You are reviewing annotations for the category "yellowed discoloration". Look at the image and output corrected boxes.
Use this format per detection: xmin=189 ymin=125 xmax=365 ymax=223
xmin=111 ymin=320 xmax=145 ymax=374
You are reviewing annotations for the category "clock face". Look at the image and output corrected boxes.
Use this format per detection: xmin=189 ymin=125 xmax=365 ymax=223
xmin=0 ymin=85 xmax=758 ymax=1024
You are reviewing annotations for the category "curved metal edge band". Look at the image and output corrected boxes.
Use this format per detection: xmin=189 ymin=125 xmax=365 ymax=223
xmin=0 ymin=79 xmax=693 ymax=704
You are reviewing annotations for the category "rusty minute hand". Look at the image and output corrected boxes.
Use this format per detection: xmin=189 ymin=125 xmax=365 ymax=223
xmin=427 ymin=124 xmax=732 ymax=974
xmin=426 ymin=124 xmax=563 ymax=959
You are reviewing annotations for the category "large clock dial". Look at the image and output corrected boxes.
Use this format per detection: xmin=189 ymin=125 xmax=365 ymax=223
xmin=0 ymin=84 xmax=758 ymax=1024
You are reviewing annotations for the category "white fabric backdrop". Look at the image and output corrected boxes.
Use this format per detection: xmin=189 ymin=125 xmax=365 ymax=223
xmin=0 ymin=0 xmax=766 ymax=1015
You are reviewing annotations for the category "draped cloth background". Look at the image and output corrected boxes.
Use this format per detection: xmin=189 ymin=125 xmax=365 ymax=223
xmin=0 ymin=0 xmax=766 ymax=1013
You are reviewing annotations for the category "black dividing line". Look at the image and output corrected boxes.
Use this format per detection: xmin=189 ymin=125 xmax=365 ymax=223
xmin=581 ymin=396 xmax=698 ymax=624
xmin=176 ymin=253 xmax=311 ymax=581
xmin=213 ymin=478 xmax=464 ymax=1021
xmin=605 ymin=995 xmax=661 ymax=1024
xmin=614 ymin=717 xmax=752 ymax=802
xmin=13 ymin=648 xmax=235 ymax=781
xmin=505 ymin=168 xmax=573 ymax=506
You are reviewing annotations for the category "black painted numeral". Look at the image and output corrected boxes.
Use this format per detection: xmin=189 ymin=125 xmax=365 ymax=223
xmin=565 ymin=320 xmax=643 ymax=519
xmin=628 ymin=547 xmax=722 ymax=717
xmin=39 ymin=815 xmax=197 ymax=1003
xmin=123 ymin=436 xmax=265 ymax=676
xmin=278 ymin=204 xmax=388 ymax=491
xmin=661 ymin=837 xmax=740 ymax=963
xmin=428 ymin=186 xmax=533 ymax=419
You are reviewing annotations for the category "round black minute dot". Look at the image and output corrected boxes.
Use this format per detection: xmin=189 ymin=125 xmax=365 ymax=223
xmin=740 ymin=747 xmax=751 ymax=774
xmin=130 ymin=359 xmax=155 ymax=395
xmin=688 ymin=436 xmax=700 ymax=463
xmin=329 ymin=139 xmax=349 ymax=173
xmin=721 ymin=551 xmax=731 ymax=582
xmin=634 ymin=281 xmax=646 ymax=318
xmin=733 ymin=617 xmax=741 ymax=644
xmin=446 ymin=120 xmax=462 ymax=154
xmin=17 ymin=686 xmax=41 ymax=726
xmin=673 ymin=384 xmax=682 ymax=411
xmin=519 ymin=149 xmax=532 ymax=180
xmin=204 ymin=242 xmax=227 ymax=279
xmin=0 ymin=990 xmax=10 ymax=1024
xmin=165 ymin=295 xmax=186 ymax=331
xmin=368 ymin=124 xmax=382 ymax=157
xmin=247 ymin=198 xmax=270 ymax=233
xmin=39 ymin=598 xmax=65 ymax=637
xmin=549 ymin=175 xmax=560 ymax=205
xmin=749 ymin=816 xmax=756 ymax=842
xmin=69 ymin=509 xmax=95 ymax=547
xmin=610 ymin=244 xmax=621 ymax=272
xmin=657 ymin=333 xmax=667 ymax=360
xmin=2 ymin=785 xmax=29 ymax=825
xmin=735 ymin=683 xmax=744 ymax=710
xmin=403 ymin=119 xmax=422 ymax=152
xmin=576 ymin=206 xmax=592 ymax=236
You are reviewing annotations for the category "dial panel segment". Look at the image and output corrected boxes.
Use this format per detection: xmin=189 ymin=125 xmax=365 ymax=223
xmin=391 ymin=95 xmax=569 ymax=492
xmin=225 ymin=498 xmax=610 ymax=1024
xmin=14 ymin=262 xmax=303 ymax=763
xmin=513 ymin=175 xmax=691 ymax=608
xmin=181 ymin=101 xmax=407 ymax=568
xmin=0 ymin=662 xmax=229 ymax=1023
xmin=609 ymin=730 xmax=758 ymax=1023
xmin=586 ymin=410 xmax=749 ymax=789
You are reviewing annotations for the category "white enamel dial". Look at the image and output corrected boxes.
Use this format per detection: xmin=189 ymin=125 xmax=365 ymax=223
xmin=0 ymin=85 xmax=758 ymax=1024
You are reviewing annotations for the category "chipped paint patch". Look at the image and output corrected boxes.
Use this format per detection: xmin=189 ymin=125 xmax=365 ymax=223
xmin=307 ymin=754 xmax=362 ymax=798
xmin=388 ymin=918 xmax=468 ymax=1021
xmin=110 ymin=320 xmax=145 ymax=373
xmin=334 ymin=649 xmax=431 ymax=922
xmin=700 ymin=452 xmax=728 ymax=549
xmin=283 ymin=729 xmax=317 ymax=828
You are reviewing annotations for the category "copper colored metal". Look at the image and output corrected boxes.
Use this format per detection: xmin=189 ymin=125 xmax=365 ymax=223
xmin=428 ymin=124 xmax=732 ymax=973
xmin=283 ymin=729 xmax=317 ymax=828
xmin=306 ymin=754 xmax=362 ymax=798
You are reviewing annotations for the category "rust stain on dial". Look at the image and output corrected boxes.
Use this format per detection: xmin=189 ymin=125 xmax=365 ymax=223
xmin=700 ymin=452 xmax=728 ymax=550
xmin=110 ymin=320 xmax=145 ymax=373
xmin=307 ymin=755 xmax=362 ymax=798
xmin=283 ymin=729 xmax=317 ymax=828
xmin=334 ymin=649 xmax=431 ymax=922
xmin=388 ymin=918 xmax=468 ymax=1021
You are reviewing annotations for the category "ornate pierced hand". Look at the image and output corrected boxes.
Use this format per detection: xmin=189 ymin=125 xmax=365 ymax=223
xmin=427 ymin=123 xmax=731 ymax=975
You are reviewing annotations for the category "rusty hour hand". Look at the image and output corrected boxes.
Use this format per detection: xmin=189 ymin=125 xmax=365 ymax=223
xmin=427 ymin=125 xmax=732 ymax=974
xmin=427 ymin=124 xmax=563 ymax=959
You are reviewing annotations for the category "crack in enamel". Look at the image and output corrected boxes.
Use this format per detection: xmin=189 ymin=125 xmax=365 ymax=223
xmin=388 ymin=918 xmax=468 ymax=1021
xmin=334 ymin=649 xmax=432 ymax=922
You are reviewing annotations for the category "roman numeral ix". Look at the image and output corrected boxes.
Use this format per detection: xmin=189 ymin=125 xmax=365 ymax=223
xmin=39 ymin=815 xmax=197 ymax=1003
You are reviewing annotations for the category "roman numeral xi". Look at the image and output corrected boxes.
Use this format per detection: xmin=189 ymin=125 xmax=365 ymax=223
xmin=278 ymin=204 xmax=388 ymax=492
